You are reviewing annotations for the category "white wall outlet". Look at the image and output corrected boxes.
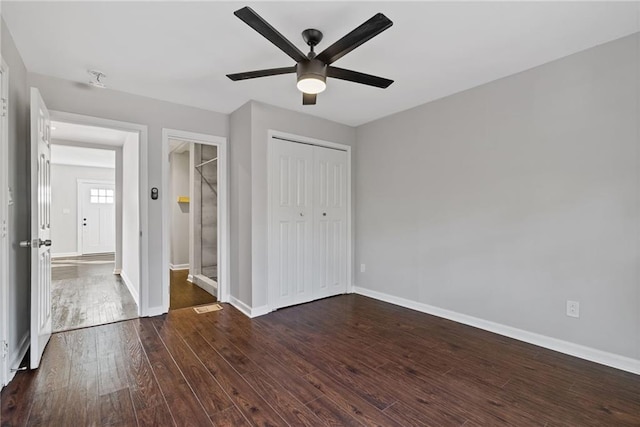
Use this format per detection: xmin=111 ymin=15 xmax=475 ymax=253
xmin=360 ymin=263 xmax=366 ymax=273
xmin=566 ymin=300 xmax=580 ymax=318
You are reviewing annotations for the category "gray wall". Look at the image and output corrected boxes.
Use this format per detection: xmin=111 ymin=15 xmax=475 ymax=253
xmin=169 ymin=151 xmax=189 ymax=267
xmin=27 ymin=72 xmax=228 ymax=311
xmin=229 ymin=102 xmax=252 ymax=305
xmin=355 ymin=34 xmax=640 ymax=360
xmin=1 ymin=18 xmax=30 ymax=370
xmin=122 ymin=133 xmax=140 ymax=301
xmin=50 ymin=164 xmax=115 ymax=256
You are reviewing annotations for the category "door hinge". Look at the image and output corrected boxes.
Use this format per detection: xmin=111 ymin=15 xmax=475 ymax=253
xmin=1 ymin=340 xmax=7 ymax=359
xmin=1 ymin=98 xmax=7 ymax=117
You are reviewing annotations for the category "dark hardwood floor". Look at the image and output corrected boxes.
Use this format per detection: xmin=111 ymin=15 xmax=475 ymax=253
xmin=170 ymin=269 xmax=217 ymax=310
xmin=51 ymin=254 xmax=138 ymax=332
xmin=2 ymin=294 xmax=638 ymax=426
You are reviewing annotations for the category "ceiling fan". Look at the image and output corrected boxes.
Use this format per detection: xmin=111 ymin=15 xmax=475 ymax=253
xmin=226 ymin=6 xmax=394 ymax=105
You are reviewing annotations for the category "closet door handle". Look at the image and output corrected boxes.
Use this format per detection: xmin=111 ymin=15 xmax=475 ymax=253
xmin=299 ymin=212 xmax=304 ymax=217
xmin=322 ymin=212 xmax=327 ymax=216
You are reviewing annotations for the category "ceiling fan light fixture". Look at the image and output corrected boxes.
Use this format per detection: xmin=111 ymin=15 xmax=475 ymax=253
xmin=297 ymin=76 xmax=326 ymax=94
xmin=296 ymin=59 xmax=327 ymax=94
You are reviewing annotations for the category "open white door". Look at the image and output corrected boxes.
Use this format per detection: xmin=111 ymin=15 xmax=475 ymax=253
xmin=27 ymin=88 xmax=52 ymax=369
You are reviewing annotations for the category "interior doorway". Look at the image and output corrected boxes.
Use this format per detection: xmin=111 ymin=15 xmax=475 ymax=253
xmin=48 ymin=122 xmax=139 ymax=331
xmin=162 ymin=129 xmax=229 ymax=311
xmin=167 ymin=139 xmax=218 ymax=310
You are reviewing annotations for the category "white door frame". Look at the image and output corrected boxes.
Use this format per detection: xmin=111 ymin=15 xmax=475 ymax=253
xmin=77 ymin=179 xmax=116 ymax=255
xmin=0 ymin=57 xmax=10 ymax=386
xmin=266 ymin=130 xmax=353 ymax=312
xmin=49 ymin=110 xmax=147 ymax=317
xmin=161 ymin=129 xmax=229 ymax=310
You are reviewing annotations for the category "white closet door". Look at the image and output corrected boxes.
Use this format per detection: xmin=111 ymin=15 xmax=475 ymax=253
xmin=313 ymin=146 xmax=348 ymax=299
xmin=269 ymin=139 xmax=314 ymax=309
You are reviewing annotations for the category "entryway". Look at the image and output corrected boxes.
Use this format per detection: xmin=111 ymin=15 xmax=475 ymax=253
xmin=48 ymin=123 xmax=140 ymax=332
xmin=163 ymin=131 xmax=228 ymax=310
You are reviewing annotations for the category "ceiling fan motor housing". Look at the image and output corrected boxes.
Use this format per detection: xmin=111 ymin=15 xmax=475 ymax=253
xmin=297 ymin=59 xmax=327 ymax=84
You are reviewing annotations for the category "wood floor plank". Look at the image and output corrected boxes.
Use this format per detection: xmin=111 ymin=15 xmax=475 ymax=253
xmin=151 ymin=317 xmax=234 ymax=416
xmin=135 ymin=319 xmax=214 ymax=426
xmin=136 ymin=402 xmax=175 ymax=427
xmin=98 ymin=388 xmax=136 ymax=426
xmin=208 ymin=406 xmax=252 ymax=427
xmin=241 ymin=369 xmax=324 ymax=426
xmin=117 ymin=321 xmax=165 ymax=411
xmin=305 ymin=396 xmax=364 ymax=427
xmin=173 ymin=319 xmax=289 ymax=427
xmin=303 ymin=370 xmax=405 ymax=427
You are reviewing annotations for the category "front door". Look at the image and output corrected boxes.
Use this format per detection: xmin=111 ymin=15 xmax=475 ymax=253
xmin=29 ymin=88 xmax=52 ymax=369
xmin=79 ymin=181 xmax=115 ymax=254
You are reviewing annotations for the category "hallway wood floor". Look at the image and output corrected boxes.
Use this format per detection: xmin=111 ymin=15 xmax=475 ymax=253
xmin=2 ymin=295 xmax=638 ymax=426
xmin=170 ymin=269 xmax=217 ymax=310
xmin=51 ymin=254 xmax=138 ymax=332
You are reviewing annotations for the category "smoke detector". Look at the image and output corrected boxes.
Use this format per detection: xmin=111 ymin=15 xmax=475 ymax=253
xmin=88 ymin=70 xmax=107 ymax=88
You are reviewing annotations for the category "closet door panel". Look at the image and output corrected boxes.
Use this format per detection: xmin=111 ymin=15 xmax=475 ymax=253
xmin=269 ymin=139 xmax=314 ymax=309
xmin=313 ymin=146 xmax=348 ymax=299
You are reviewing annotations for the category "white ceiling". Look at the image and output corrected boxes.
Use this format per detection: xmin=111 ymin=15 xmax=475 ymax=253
xmin=4 ymin=2 xmax=639 ymax=126
xmin=51 ymin=121 xmax=134 ymax=146
xmin=50 ymin=145 xmax=116 ymax=169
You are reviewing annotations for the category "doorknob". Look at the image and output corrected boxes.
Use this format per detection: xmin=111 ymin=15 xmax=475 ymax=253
xmin=299 ymin=212 xmax=304 ymax=217
xmin=19 ymin=240 xmax=32 ymax=248
xmin=39 ymin=239 xmax=52 ymax=247
xmin=322 ymin=212 xmax=327 ymax=216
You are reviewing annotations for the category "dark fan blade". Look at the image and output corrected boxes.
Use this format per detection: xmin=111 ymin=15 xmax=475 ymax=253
xmin=302 ymin=93 xmax=317 ymax=105
xmin=226 ymin=66 xmax=296 ymax=81
xmin=316 ymin=13 xmax=392 ymax=65
xmin=327 ymin=66 xmax=393 ymax=88
xmin=234 ymin=7 xmax=307 ymax=63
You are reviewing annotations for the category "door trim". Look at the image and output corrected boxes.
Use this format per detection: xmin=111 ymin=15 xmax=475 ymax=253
xmin=76 ymin=179 xmax=116 ymax=255
xmin=161 ymin=128 xmax=230 ymax=311
xmin=49 ymin=110 xmax=147 ymax=317
xmin=266 ymin=130 xmax=353 ymax=313
xmin=0 ymin=57 xmax=9 ymax=386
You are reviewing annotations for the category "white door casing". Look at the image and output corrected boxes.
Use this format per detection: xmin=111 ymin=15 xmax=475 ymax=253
xmin=161 ymin=128 xmax=229 ymax=311
xmin=78 ymin=181 xmax=116 ymax=254
xmin=268 ymin=133 xmax=350 ymax=311
xmin=313 ymin=146 xmax=348 ymax=300
xmin=29 ymin=88 xmax=52 ymax=369
xmin=268 ymin=139 xmax=314 ymax=309
xmin=0 ymin=58 xmax=9 ymax=385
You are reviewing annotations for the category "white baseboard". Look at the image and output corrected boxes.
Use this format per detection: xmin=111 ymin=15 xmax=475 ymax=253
xmin=353 ymin=286 xmax=640 ymax=375
xmin=170 ymin=263 xmax=189 ymax=271
xmin=119 ymin=270 xmax=139 ymax=306
xmin=251 ymin=305 xmax=271 ymax=318
xmin=145 ymin=306 xmax=167 ymax=317
xmin=191 ymin=275 xmax=217 ymax=297
xmin=229 ymin=296 xmax=271 ymax=318
xmin=51 ymin=252 xmax=80 ymax=258
xmin=6 ymin=332 xmax=29 ymax=384
xmin=229 ymin=296 xmax=252 ymax=317
xmin=113 ymin=268 xmax=121 ymax=275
